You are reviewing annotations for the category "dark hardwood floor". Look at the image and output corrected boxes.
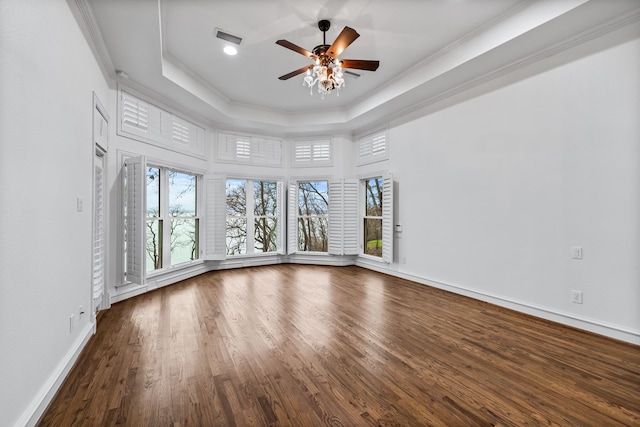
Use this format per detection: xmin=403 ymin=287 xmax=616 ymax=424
xmin=37 ymin=265 xmax=640 ymax=426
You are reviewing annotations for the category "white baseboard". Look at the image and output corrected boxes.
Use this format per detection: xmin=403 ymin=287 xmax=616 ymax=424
xmin=17 ymin=322 xmax=95 ymax=427
xmin=357 ymin=260 xmax=640 ymax=346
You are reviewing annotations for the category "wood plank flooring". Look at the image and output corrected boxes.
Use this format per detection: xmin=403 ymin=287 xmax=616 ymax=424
xmin=37 ymin=265 xmax=640 ymax=426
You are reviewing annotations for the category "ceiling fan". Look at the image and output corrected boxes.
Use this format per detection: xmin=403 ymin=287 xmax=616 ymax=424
xmin=276 ymin=20 xmax=379 ymax=96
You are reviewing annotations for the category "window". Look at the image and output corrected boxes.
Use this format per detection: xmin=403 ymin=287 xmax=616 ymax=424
xmin=146 ymin=167 xmax=162 ymax=271
xmin=358 ymin=129 xmax=388 ymax=165
xmin=145 ymin=167 xmax=199 ymax=272
xmin=363 ymin=177 xmax=383 ymax=257
xmin=168 ymin=171 xmax=198 ymax=265
xmin=216 ymin=132 xmax=282 ymax=166
xmin=360 ymin=174 xmax=393 ymax=262
xmin=119 ymin=90 xmax=206 ymax=158
xmin=297 ymin=181 xmax=329 ymax=252
xmin=292 ymin=140 xmax=332 ymax=167
xmin=226 ymin=179 xmax=282 ymax=256
xmin=124 ymin=156 xmax=200 ymax=284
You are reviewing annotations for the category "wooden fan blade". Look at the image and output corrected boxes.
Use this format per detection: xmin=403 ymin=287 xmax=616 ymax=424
xmin=278 ymin=65 xmax=313 ymax=80
xmin=276 ymin=40 xmax=316 ymax=59
xmin=326 ymin=26 xmax=359 ymax=58
xmin=339 ymin=59 xmax=380 ymax=71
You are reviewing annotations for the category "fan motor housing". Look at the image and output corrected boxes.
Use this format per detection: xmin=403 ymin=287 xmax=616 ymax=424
xmin=312 ymin=44 xmax=330 ymax=56
xmin=318 ymin=20 xmax=331 ymax=32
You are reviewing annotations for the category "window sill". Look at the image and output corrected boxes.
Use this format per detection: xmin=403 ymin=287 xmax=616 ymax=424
xmin=146 ymin=259 xmax=206 ymax=279
xmin=224 ymin=252 xmax=283 ymax=259
xmin=358 ymin=253 xmax=384 ymax=263
xmin=292 ymin=251 xmax=329 ymax=256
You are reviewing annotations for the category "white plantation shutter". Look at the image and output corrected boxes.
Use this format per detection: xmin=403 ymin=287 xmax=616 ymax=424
xmin=93 ymin=153 xmax=105 ymax=306
xmin=358 ymin=130 xmax=388 ymax=165
xmin=171 ymin=116 xmax=190 ymax=145
xmin=328 ymin=179 xmax=358 ymax=255
xmin=328 ymin=180 xmax=343 ymax=255
xmin=125 ymin=156 xmax=146 ymax=285
xmin=293 ymin=140 xmax=332 ymax=167
xmin=372 ymin=133 xmax=387 ymax=155
xmin=236 ymin=137 xmax=252 ymax=160
xmin=146 ymin=106 xmax=164 ymax=144
xmin=216 ymin=133 xmax=282 ymax=166
xmin=203 ymin=176 xmax=226 ymax=260
xmin=359 ymin=138 xmax=372 ymax=158
xmin=314 ymin=141 xmax=331 ymax=162
xmin=288 ymin=182 xmax=298 ymax=254
xmin=119 ymin=90 xmax=205 ymax=158
xmin=121 ymin=92 xmax=149 ymax=138
xmin=342 ymin=179 xmax=359 ymax=255
xmin=277 ymin=182 xmax=285 ymax=254
xmin=253 ymin=138 xmax=282 ymax=166
xmin=217 ymin=133 xmax=239 ymax=162
xmin=295 ymin=143 xmax=312 ymax=162
xmin=382 ymin=173 xmax=394 ymax=264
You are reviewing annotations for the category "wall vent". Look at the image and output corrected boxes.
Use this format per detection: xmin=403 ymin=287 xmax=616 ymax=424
xmin=215 ymin=28 xmax=242 ymax=45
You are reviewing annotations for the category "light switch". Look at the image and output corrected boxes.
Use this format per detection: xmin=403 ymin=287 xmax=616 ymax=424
xmin=77 ymin=197 xmax=83 ymax=212
xmin=571 ymin=246 xmax=582 ymax=259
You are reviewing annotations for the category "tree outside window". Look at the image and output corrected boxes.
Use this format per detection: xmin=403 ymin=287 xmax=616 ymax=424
xmin=146 ymin=167 xmax=162 ymax=271
xmin=145 ymin=167 xmax=198 ymax=272
xmin=225 ymin=179 xmax=247 ymax=255
xmin=254 ymin=181 xmax=279 ymax=253
xmin=297 ymin=181 xmax=328 ymax=252
xmin=168 ymin=171 xmax=198 ymax=265
xmin=226 ymin=179 xmax=280 ymax=255
xmin=364 ymin=177 xmax=383 ymax=257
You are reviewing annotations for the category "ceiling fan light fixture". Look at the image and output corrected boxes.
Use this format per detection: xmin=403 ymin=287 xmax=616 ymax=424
xmin=304 ymin=62 xmax=345 ymax=98
xmin=276 ymin=20 xmax=379 ymax=99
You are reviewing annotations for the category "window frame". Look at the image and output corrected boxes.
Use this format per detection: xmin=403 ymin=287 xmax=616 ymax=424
xmin=145 ymin=165 xmax=201 ymax=275
xmin=291 ymin=139 xmax=333 ymax=168
xmin=358 ymin=173 xmax=393 ymax=263
xmin=288 ymin=179 xmax=330 ymax=254
xmin=362 ymin=176 xmax=384 ymax=259
xmin=225 ymin=177 xmax=285 ymax=257
xmin=121 ymin=154 xmax=204 ymax=286
xmin=117 ymin=88 xmax=206 ymax=159
xmin=357 ymin=128 xmax=389 ymax=166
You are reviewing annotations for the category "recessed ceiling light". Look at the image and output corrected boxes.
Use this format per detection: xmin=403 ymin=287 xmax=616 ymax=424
xmin=223 ymin=46 xmax=238 ymax=56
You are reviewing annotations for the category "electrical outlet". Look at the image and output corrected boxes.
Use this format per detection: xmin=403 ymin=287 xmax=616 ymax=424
xmin=571 ymin=290 xmax=583 ymax=304
xmin=69 ymin=314 xmax=75 ymax=333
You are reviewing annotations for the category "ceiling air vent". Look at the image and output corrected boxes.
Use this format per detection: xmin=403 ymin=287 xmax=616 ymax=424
xmin=215 ymin=28 xmax=242 ymax=45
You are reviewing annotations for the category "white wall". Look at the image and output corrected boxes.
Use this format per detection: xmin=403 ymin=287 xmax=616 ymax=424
xmin=1 ymin=2 xmax=637 ymax=425
xmin=0 ymin=1 xmax=110 ymax=426
xmin=383 ymin=34 xmax=640 ymax=342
